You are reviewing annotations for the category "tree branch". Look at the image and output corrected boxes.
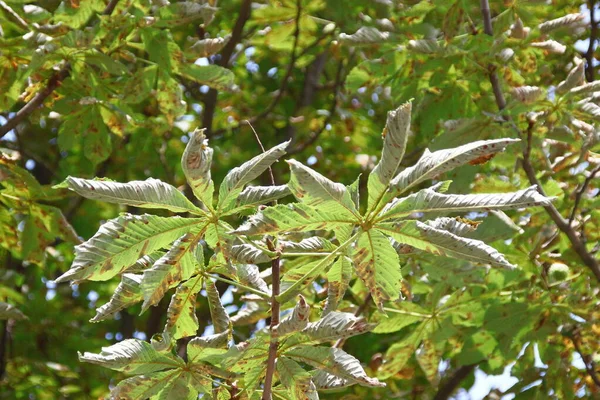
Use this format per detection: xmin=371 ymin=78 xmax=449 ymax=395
xmin=433 ymin=364 xmax=477 ymax=400
xmin=569 ymin=164 xmax=600 ymax=225
xmin=202 ymin=0 xmax=253 ymax=136
xmin=479 ymin=0 xmax=600 ymax=282
xmin=262 ymin=239 xmax=281 ymax=400
xmin=570 ymin=333 xmax=600 ymax=388
xmin=0 ymin=66 xmax=71 ymax=137
xmin=102 ymin=0 xmax=120 ymax=16
xmin=586 ymin=0 xmax=597 ymax=82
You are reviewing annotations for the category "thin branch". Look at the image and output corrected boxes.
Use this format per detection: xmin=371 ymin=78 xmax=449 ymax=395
xmin=102 ymin=0 xmax=120 ymax=15
xmin=569 ymin=164 xmax=600 ymax=225
xmin=586 ymin=0 xmax=597 ymax=82
xmin=479 ymin=0 xmax=600 ymax=282
xmin=0 ymin=0 xmax=28 ymax=30
xmin=262 ymin=239 xmax=281 ymax=400
xmin=202 ymin=0 xmax=253 ymax=136
xmin=570 ymin=334 xmax=600 ymax=388
xmin=433 ymin=364 xmax=477 ymax=400
xmin=0 ymin=66 xmax=71 ymax=137
xmin=246 ymin=120 xmax=276 ymax=187
xmin=288 ymin=57 xmax=345 ymax=155
xmin=479 ymin=0 xmax=507 ymax=110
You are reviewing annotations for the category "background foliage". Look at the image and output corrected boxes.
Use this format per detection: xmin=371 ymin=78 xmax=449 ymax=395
xmin=1 ymin=0 xmax=599 ymax=399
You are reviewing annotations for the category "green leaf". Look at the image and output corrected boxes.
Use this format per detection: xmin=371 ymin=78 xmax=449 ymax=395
xmin=218 ymin=140 xmax=289 ymax=212
xmin=234 ymin=203 xmax=355 ymax=235
xmin=56 ymin=215 xmax=205 ymax=282
xmin=177 ymin=64 xmax=235 ymax=92
xmin=164 ymin=275 xmax=203 ymax=339
xmin=416 ymin=340 xmax=441 ymax=386
xmin=368 ymin=102 xmax=411 ymax=211
xmin=141 ymin=233 xmax=204 ymax=311
xmin=339 ymin=27 xmax=391 ymax=45
xmin=230 ymin=243 xmax=272 ymax=264
xmin=352 ymin=229 xmax=402 ymax=309
xmin=425 ymin=217 xmax=478 ymax=237
xmin=227 ymin=185 xmax=291 ymax=214
xmin=181 ymin=128 xmax=214 ymax=208
xmin=91 ymin=274 xmax=143 ymax=322
xmin=287 ymin=159 xmax=358 ymax=218
xmin=378 ymin=185 xmax=551 ymax=221
xmin=276 ymin=357 xmax=319 ymax=400
xmin=78 ymin=339 xmax=183 ymax=374
xmin=285 ymin=345 xmax=385 ymax=388
xmin=110 ymin=369 xmax=182 ymax=400
xmin=390 ymin=139 xmax=520 ymax=196
xmin=206 ymin=280 xmax=231 ymax=334
xmin=373 ymin=302 xmax=430 ymax=333
xmin=379 ymin=220 xmax=514 ymax=268
xmin=281 ymin=237 xmax=337 ymax=253
xmin=62 ymin=176 xmax=202 ymax=214
xmin=0 ymin=302 xmax=27 ymax=320
xmin=186 ymin=36 xmax=230 ymax=57
xmin=156 ymin=73 xmax=186 ymax=124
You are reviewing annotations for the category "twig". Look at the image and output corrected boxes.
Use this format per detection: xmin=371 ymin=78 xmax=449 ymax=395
xmin=0 ymin=1 xmax=28 ymax=30
xmin=479 ymin=0 xmax=506 ymax=110
xmin=246 ymin=120 xmax=275 ymax=187
xmin=586 ymin=0 xmax=597 ymax=82
xmin=102 ymin=0 xmax=120 ymax=15
xmin=570 ymin=334 xmax=600 ymax=388
xmin=432 ymin=364 xmax=477 ymax=400
xmin=568 ymin=164 xmax=600 ymax=225
xmin=262 ymin=238 xmax=281 ymax=400
xmin=333 ymin=293 xmax=371 ymax=349
xmin=479 ymin=0 xmax=600 ymax=282
xmin=202 ymin=0 xmax=253 ymax=136
xmin=288 ymin=57 xmax=345 ymax=154
xmin=0 ymin=66 xmax=71 ymax=137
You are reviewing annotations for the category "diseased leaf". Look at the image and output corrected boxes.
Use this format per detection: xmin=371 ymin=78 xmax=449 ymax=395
xmin=530 ymin=40 xmax=566 ymax=54
xmin=182 ymin=128 xmax=214 ymax=208
xmin=556 ymin=63 xmax=585 ymax=94
xmin=368 ymin=102 xmax=411 ymax=210
xmin=415 ymin=340 xmax=441 ymax=386
xmin=538 ymin=13 xmax=584 ymax=33
xmin=56 ymin=215 xmax=204 ymax=283
xmin=229 ymin=185 xmax=291 ymax=213
xmin=206 ymin=280 xmax=230 ymax=334
xmin=389 ymin=139 xmax=520 ymax=196
xmin=177 ymin=64 xmax=235 ymax=92
xmin=278 ymin=295 xmax=310 ymax=336
xmin=379 ymin=220 xmax=514 ymax=268
xmin=287 ymin=159 xmax=358 ymax=217
xmin=230 ymin=243 xmax=272 ymax=264
xmin=141 ymin=233 xmax=203 ymax=312
xmin=373 ymin=302 xmax=430 ymax=333
xmin=0 ymin=302 xmax=27 ymax=320
xmin=339 ymin=27 xmax=391 ymax=44
xmin=164 ymin=275 xmax=203 ymax=339
xmin=285 ymin=345 xmax=385 ymax=388
xmin=302 ymin=312 xmax=374 ymax=342
xmin=352 ymin=229 xmax=402 ymax=309
xmin=78 ymin=339 xmax=183 ymax=374
xmin=378 ymin=185 xmax=551 ymax=221
xmin=276 ymin=357 xmax=319 ymax=400
xmin=510 ymin=86 xmax=543 ymax=104
xmin=280 ymin=237 xmax=337 ymax=253
xmin=186 ymin=36 xmax=230 ymax=57
xmin=218 ymin=141 xmax=289 ymax=212
xmin=312 ymin=370 xmax=352 ymax=391
xmin=61 ymin=177 xmax=201 ymax=214
xmin=110 ymin=369 xmax=181 ymax=400
xmin=236 ymin=263 xmax=270 ymax=293
xmin=323 ymin=256 xmax=353 ymax=315
xmin=425 ymin=217 xmax=478 ymax=237
xmin=91 ymin=274 xmax=143 ymax=322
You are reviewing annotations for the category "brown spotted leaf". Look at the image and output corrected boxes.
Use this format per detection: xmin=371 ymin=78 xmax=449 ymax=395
xmin=164 ymin=275 xmax=203 ymax=339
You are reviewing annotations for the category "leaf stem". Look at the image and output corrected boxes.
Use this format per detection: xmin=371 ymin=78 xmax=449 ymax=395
xmin=262 ymin=238 xmax=281 ymax=400
xmin=206 ymin=274 xmax=270 ymax=300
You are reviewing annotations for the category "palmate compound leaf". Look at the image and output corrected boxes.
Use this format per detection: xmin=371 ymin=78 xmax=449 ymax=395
xmin=284 ymin=345 xmax=385 ymax=388
xmin=163 ymin=275 xmax=203 ymax=340
xmin=60 ymin=177 xmax=202 ymax=214
xmin=56 ymin=215 xmax=205 ymax=283
xmin=233 ymin=203 xmax=355 ymax=236
xmin=389 ymin=138 xmax=520 ymax=196
xmin=276 ymin=356 xmax=319 ymax=400
xmin=287 ymin=159 xmax=358 ymax=218
xmin=367 ymin=101 xmax=411 ymax=210
xmin=377 ymin=185 xmax=552 ymax=221
xmin=218 ymin=140 xmax=290 ymax=212
xmin=352 ymin=229 xmax=402 ymax=310
xmin=141 ymin=231 xmax=205 ymax=312
xmin=378 ymin=220 xmax=514 ymax=268
xmin=182 ymin=128 xmax=214 ymax=208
